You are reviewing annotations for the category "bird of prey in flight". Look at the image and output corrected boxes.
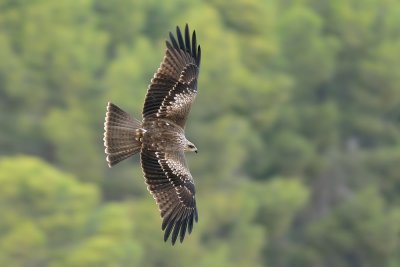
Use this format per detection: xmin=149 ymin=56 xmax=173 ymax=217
xmin=104 ymin=24 xmax=201 ymax=245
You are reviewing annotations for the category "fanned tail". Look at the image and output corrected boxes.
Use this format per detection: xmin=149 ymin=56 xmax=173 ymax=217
xmin=104 ymin=102 xmax=144 ymax=167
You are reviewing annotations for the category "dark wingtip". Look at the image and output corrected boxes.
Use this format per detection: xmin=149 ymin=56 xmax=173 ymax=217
xmin=179 ymin=216 xmax=188 ymax=243
xmin=169 ymin=32 xmax=178 ymax=49
xmin=192 ymin=30 xmax=197 ymax=59
xmin=176 ymin=25 xmax=185 ymax=50
xmin=167 ymin=24 xmax=201 ymax=67
xmin=188 ymin=212 xmax=194 ymax=234
xmin=166 ymin=40 xmax=171 ymax=49
xmin=164 ymin=221 xmax=174 ymax=243
xmin=171 ymin=222 xmax=180 ymax=245
xmin=194 ymin=204 xmax=199 ymax=223
xmin=184 ymin=24 xmax=191 ymax=54
xmin=197 ymin=45 xmax=201 ymax=67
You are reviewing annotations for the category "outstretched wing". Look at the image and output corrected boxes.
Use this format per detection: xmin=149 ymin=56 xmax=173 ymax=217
xmin=141 ymin=150 xmax=198 ymax=245
xmin=142 ymin=24 xmax=201 ymax=128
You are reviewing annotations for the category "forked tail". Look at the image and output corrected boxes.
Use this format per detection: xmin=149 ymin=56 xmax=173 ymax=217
xmin=104 ymin=102 xmax=144 ymax=167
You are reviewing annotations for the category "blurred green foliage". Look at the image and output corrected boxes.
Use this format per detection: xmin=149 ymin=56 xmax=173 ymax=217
xmin=1 ymin=0 xmax=400 ymax=266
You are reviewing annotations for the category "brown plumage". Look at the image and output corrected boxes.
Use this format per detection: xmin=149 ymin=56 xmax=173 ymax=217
xmin=103 ymin=24 xmax=201 ymax=245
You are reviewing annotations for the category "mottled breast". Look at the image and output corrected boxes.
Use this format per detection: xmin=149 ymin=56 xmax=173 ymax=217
xmin=142 ymin=118 xmax=186 ymax=152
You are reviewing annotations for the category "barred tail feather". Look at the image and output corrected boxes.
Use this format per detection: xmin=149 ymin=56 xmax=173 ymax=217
xmin=104 ymin=102 xmax=143 ymax=167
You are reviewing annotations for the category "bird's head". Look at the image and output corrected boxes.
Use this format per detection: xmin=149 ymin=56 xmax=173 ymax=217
xmin=185 ymin=141 xmax=198 ymax=153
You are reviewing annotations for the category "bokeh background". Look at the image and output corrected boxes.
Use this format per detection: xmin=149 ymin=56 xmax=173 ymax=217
xmin=1 ymin=0 xmax=400 ymax=266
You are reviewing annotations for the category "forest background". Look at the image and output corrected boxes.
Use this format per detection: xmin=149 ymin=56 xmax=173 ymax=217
xmin=1 ymin=0 xmax=400 ymax=266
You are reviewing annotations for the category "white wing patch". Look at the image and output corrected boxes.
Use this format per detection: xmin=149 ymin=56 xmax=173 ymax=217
xmin=154 ymin=151 xmax=195 ymax=207
xmin=156 ymin=86 xmax=196 ymax=125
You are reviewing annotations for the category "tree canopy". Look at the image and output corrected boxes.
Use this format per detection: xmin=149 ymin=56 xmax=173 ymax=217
xmin=1 ymin=0 xmax=400 ymax=266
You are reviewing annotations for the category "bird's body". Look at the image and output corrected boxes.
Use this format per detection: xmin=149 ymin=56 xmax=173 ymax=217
xmin=142 ymin=118 xmax=189 ymax=152
xmin=103 ymin=24 xmax=201 ymax=245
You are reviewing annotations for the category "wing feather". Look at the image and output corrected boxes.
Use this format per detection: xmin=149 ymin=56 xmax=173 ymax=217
xmin=143 ymin=24 xmax=201 ymax=128
xmin=140 ymin=150 xmax=198 ymax=245
xmin=184 ymin=25 xmax=191 ymax=54
xmin=176 ymin=26 xmax=185 ymax=51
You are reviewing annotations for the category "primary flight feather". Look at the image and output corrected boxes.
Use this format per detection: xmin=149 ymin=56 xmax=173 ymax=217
xmin=103 ymin=24 xmax=201 ymax=245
